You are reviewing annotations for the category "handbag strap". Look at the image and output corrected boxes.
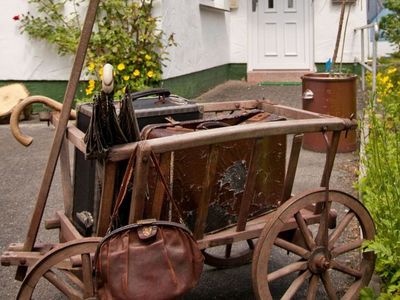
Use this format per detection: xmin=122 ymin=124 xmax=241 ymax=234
xmin=107 ymin=147 xmax=186 ymax=232
xmin=149 ymin=151 xmax=185 ymax=223
xmin=108 ymin=147 xmax=137 ymax=231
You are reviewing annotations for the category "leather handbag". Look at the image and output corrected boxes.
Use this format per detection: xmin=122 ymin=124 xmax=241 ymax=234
xmin=95 ymin=220 xmax=203 ymax=300
xmin=95 ymin=150 xmax=204 ymax=300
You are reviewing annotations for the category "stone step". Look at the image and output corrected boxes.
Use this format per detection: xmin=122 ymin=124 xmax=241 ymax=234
xmin=247 ymin=70 xmax=311 ymax=84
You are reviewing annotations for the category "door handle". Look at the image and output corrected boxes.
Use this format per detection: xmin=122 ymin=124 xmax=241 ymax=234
xmin=252 ymin=0 xmax=258 ymax=12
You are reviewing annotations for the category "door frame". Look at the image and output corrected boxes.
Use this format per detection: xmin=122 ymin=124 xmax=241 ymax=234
xmin=247 ymin=0 xmax=314 ymax=71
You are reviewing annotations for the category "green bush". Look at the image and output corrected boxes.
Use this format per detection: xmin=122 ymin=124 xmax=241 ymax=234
xmin=17 ymin=0 xmax=175 ymax=98
xmin=380 ymin=0 xmax=400 ymax=56
xmin=359 ymin=65 xmax=400 ymax=299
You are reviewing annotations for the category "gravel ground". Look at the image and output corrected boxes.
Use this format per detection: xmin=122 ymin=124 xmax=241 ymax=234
xmin=0 ymin=80 xmax=378 ymax=299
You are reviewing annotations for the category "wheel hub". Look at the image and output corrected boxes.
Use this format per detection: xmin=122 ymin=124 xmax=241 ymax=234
xmin=308 ymin=247 xmax=331 ymax=274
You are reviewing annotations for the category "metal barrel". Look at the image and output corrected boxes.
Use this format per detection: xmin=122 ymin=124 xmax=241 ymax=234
xmin=301 ymin=73 xmax=357 ymax=152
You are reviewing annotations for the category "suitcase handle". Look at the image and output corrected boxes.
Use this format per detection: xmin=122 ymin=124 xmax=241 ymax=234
xmin=130 ymin=88 xmax=171 ymax=101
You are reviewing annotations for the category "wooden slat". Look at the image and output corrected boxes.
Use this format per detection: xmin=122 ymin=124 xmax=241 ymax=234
xmin=200 ymin=100 xmax=260 ymax=112
xmin=197 ymin=208 xmax=322 ymax=250
xmin=60 ymin=136 xmax=73 ymax=218
xmin=194 ymin=145 xmax=220 ymax=240
xmin=236 ymin=139 xmax=263 ymax=231
xmin=96 ymin=162 xmax=117 ymax=236
xmin=281 ymin=134 xmax=303 ymax=203
xmin=57 ymin=211 xmax=83 ymax=242
xmin=260 ymin=102 xmax=330 ymax=120
xmin=129 ymin=143 xmax=152 ymax=223
xmin=151 ymin=153 xmax=171 ymax=219
xmin=17 ymin=0 xmax=101 ymax=279
xmin=1 ymin=251 xmax=44 ymax=267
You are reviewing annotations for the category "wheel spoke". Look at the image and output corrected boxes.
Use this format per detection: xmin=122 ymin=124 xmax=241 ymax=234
xmin=81 ymin=253 xmax=95 ymax=298
xmin=247 ymin=239 xmax=255 ymax=250
xmin=268 ymin=261 xmax=308 ymax=282
xmin=225 ymin=244 xmax=232 ymax=258
xmin=306 ymin=275 xmax=319 ymax=300
xmin=281 ymin=270 xmax=312 ymax=300
xmin=295 ymin=212 xmax=316 ymax=250
xmin=60 ymin=269 xmax=85 ymax=290
xmin=275 ymin=237 xmax=310 ymax=259
xmin=315 ymin=200 xmax=332 ymax=247
xmin=328 ymin=211 xmax=355 ymax=249
xmin=331 ymin=260 xmax=362 ymax=278
xmin=321 ymin=271 xmax=338 ymax=300
xmin=44 ymin=269 xmax=83 ymax=299
xmin=332 ymin=239 xmax=363 ymax=257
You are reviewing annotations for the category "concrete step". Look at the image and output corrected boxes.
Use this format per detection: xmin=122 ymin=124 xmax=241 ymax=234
xmin=247 ymin=70 xmax=310 ymax=84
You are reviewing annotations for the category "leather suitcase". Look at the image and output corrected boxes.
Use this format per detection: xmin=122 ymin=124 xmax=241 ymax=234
xmin=142 ymin=110 xmax=287 ymax=233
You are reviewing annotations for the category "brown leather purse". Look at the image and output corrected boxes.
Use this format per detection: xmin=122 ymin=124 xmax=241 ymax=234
xmin=95 ymin=151 xmax=204 ymax=300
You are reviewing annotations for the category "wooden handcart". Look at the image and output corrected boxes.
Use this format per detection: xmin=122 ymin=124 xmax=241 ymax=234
xmin=0 ymin=1 xmax=375 ymax=299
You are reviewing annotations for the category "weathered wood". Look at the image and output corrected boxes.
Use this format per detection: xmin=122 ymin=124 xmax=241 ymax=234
xmin=194 ymin=145 xmax=220 ymax=240
xmin=96 ymin=161 xmax=117 ymax=236
xmin=129 ymin=143 xmax=152 ymax=223
xmin=281 ymin=134 xmax=303 ymax=203
xmin=57 ymin=211 xmax=83 ymax=242
xmin=1 ymin=251 xmax=44 ymax=267
xmin=45 ymin=216 xmax=61 ymax=230
xmin=200 ymin=100 xmax=260 ymax=112
xmin=151 ymin=153 xmax=171 ymax=219
xmin=17 ymin=0 xmax=100 ymax=280
xmin=260 ymin=102 xmax=327 ymax=120
xmin=60 ymin=136 xmax=73 ymax=218
xmin=197 ymin=208 xmax=322 ymax=250
xmin=236 ymin=139 xmax=262 ymax=231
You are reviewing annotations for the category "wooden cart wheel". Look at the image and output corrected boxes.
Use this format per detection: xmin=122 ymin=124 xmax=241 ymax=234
xmin=203 ymin=239 xmax=256 ymax=268
xmin=17 ymin=237 xmax=101 ymax=300
xmin=252 ymin=189 xmax=375 ymax=300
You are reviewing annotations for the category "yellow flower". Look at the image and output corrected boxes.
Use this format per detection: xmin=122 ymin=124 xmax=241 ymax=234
xmin=377 ymin=98 xmax=382 ymax=103
xmin=85 ymin=87 xmax=93 ymax=95
xmin=99 ymin=67 xmax=103 ymax=76
xmin=145 ymin=54 xmax=152 ymax=61
xmin=382 ymin=76 xmax=389 ymax=84
xmin=88 ymin=79 xmax=95 ymax=88
xmin=123 ymin=75 xmax=130 ymax=81
xmin=133 ymin=69 xmax=140 ymax=77
xmin=117 ymin=63 xmax=125 ymax=71
xmin=147 ymin=70 xmax=154 ymax=78
xmin=387 ymin=67 xmax=397 ymax=75
xmin=87 ymin=62 xmax=95 ymax=72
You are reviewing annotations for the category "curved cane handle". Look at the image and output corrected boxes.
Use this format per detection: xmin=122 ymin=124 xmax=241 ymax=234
xmin=10 ymin=95 xmax=77 ymax=147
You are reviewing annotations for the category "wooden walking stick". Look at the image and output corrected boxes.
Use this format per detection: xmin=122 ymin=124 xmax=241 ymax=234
xmin=15 ymin=0 xmax=101 ymax=280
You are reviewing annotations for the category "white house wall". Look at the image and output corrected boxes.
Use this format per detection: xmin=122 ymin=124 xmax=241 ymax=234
xmin=229 ymin=0 xmax=248 ymax=64
xmin=160 ymin=0 xmax=231 ymax=79
xmin=313 ymin=0 xmax=367 ymax=64
xmin=0 ymin=1 xmax=75 ymax=80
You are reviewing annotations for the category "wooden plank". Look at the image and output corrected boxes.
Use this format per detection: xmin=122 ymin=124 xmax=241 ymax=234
xmin=236 ymin=139 xmax=263 ymax=232
xmin=151 ymin=153 xmax=171 ymax=219
xmin=200 ymin=100 xmax=260 ymax=112
xmin=1 ymin=251 xmax=44 ymax=267
xmin=260 ymin=102 xmax=328 ymax=120
xmin=197 ymin=208 xmax=322 ymax=249
xmin=96 ymin=161 xmax=117 ymax=236
xmin=281 ymin=134 xmax=303 ymax=203
xmin=108 ymin=118 xmax=348 ymax=162
xmin=129 ymin=143 xmax=152 ymax=223
xmin=17 ymin=0 xmax=100 ymax=280
xmin=193 ymin=145 xmax=220 ymax=240
xmin=57 ymin=211 xmax=83 ymax=242
xmin=51 ymin=113 xmax=86 ymax=154
xmin=60 ymin=136 xmax=73 ymax=218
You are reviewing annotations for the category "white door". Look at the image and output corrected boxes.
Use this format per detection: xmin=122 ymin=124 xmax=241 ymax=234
xmin=250 ymin=0 xmax=311 ymax=70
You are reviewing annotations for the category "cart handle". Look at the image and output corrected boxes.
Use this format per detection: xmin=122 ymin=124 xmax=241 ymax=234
xmin=10 ymin=95 xmax=77 ymax=147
